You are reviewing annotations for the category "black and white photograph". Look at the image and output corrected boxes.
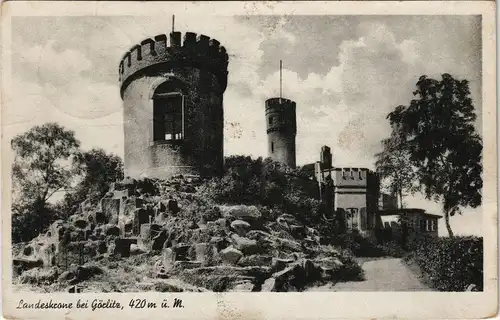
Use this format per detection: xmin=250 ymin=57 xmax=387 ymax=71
xmin=1 ymin=1 xmax=497 ymax=319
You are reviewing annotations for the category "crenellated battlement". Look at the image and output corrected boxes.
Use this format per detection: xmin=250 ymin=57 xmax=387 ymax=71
xmin=265 ymin=97 xmax=297 ymax=134
xmin=265 ymin=97 xmax=296 ymax=110
xmin=333 ymin=167 xmax=376 ymax=188
xmin=119 ymin=31 xmax=229 ymax=97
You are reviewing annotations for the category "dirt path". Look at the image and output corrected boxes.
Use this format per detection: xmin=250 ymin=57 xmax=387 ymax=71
xmin=308 ymin=257 xmax=434 ymax=292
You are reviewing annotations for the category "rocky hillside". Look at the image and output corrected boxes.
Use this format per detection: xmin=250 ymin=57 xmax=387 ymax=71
xmin=13 ymin=176 xmax=363 ymax=293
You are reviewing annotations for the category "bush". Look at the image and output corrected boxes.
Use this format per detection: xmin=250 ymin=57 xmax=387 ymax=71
xmin=317 ymin=228 xmax=405 ymax=258
xmin=404 ymin=236 xmax=483 ymax=291
xmin=199 ymin=156 xmax=321 ymax=224
xmin=12 ymin=200 xmax=59 ymax=243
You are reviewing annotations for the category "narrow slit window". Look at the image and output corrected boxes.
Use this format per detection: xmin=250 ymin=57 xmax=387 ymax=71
xmin=153 ymin=93 xmax=184 ymax=142
xmin=269 ymin=116 xmax=274 ymax=126
xmin=271 ymin=141 xmax=274 ymax=153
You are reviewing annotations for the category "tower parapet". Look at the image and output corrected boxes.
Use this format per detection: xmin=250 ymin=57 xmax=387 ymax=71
xmin=265 ymin=97 xmax=297 ymax=168
xmin=119 ymin=32 xmax=229 ymax=97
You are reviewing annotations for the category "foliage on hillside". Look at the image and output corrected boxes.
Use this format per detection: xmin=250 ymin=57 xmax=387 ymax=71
xmin=199 ymin=156 xmax=322 ymax=225
xmin=11 ymin=123 xmax=123 ymax=243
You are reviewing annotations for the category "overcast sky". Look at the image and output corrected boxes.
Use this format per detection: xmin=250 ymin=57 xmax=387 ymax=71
xmin=6 ymin=15 xmax=482 ymax=235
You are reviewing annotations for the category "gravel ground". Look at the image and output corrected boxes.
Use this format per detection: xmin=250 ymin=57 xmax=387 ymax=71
xmin=307 ymin=257 xmax=433 ymax=292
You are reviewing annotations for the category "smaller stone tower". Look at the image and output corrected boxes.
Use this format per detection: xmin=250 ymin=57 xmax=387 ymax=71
xmin=265 ymin=97 xmax=297 ymax=168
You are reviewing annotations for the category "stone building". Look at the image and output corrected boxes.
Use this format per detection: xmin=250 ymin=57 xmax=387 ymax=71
xmin=265 ymin=98 xmax=297 ymax=168
xmin=378 ymin=208 xmax=441 ymax=241
xmin=301 ymin=145 xmax=440 ymax=238
xmin=119 ymin=31 xmax=229 ymax=178
xmin=304 ymin=146 xmax=380 ymax=236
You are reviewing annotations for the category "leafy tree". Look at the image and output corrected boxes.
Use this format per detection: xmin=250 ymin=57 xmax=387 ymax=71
xmin=375 ymin=131 xmax=419 ymax=208
xmin=386 ymin=74 xmax=482 ymax=237
xmin=11 ymin=123 xmax=81 ymax=239
xmin=60 ymin=148 xmax=124 ymax=216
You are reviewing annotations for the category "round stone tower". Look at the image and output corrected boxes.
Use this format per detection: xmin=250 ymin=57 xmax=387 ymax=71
xmin=119 ymin=31 xmax=229 ymax=178
xmin=265 ymin=97 xmax=297 ymax=168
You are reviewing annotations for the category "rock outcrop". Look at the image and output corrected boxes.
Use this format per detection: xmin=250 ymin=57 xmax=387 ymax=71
xmin=13 ymin=176 xmax=363 ymax=293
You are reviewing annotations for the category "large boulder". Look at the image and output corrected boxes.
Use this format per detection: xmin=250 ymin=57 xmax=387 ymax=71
xmin=97 ymin=241 xmax=107 ymax=254
xmin=210 ymin=236 xmax=230 ymax=252
xmin=151 ymin=230 xmax=168 ymax=251
xmin=230 ymin=220 xmax=251 ymax=237
xmin=100 ymin=198 xmax=120 ymax=224
xmin=271 ymin=257 xmax=295 ymax=272
xmin=238 ymin=254 xmax=273 ymax=267
xmin=230 ymin=234 xmax=259 ymax=254
xmin=174 ymin=244 xmax=191 ymax=261
xmin=162 ymin=248 xmax=175 ymax=272
xmin=72 ymin=216 xmax=88 ymax=229
xmin=166 ymin=199 xmax=180 ymax=215
xmin=179 ymin=266 xmax=270 ymax=292
xmin=194 ymin=243 xmax=217 ymax=265
xmin=121 ymin=197 xmax=144 ymax=219
xmin=246 ymin=230 xmax=274 ymax=251
xmin=130 ymin=244 xmax=145 ymax=255
xmin=68 ymin=263 xmax=104 ymax=284
xmin=289 ymin=225 xmax=306 ymax=239
xmin=219 ymin=205 xmax=262 ymax=222
xmin=277 ymin=214 xmax=298 ymax=226
xmin=260 ymin=264 xmax=302 ymax=292
xmin=274 ymin=237 xmax=302 ymax=253
xmin=13 ymin=258 xmax=43 ymax=275
xmin=94 ymin=211 xmax=106 ymax=224
xmin=104 ymin=224 xmax=120 ymax=237
xmin=220 ymin=246 xmax=243 ymax=265
xmin=261 ymin=259 xmax=322 ymax=292
xmin=231 ymin=280 xmax=255 ymax=292
xmin=215 ymin=218 xmax=230 ymax=231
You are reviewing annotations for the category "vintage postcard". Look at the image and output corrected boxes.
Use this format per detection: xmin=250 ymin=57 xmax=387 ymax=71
xmin=1 ymin=1 xmax=497 ymax=319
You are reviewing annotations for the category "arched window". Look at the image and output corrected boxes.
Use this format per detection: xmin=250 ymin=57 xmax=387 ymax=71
xmin=152 ymin=81 xmax=185 ymax=142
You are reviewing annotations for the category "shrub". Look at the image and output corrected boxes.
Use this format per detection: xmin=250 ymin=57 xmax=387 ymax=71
xmin=404 ymin=236 xmax=483 ymax=291
xmin=198 ymin=156 xmax=321 ymax=224
xmin=12 ymin=200 xmax=59 ymax=243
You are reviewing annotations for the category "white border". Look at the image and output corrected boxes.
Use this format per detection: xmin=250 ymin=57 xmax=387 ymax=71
xmin=1 ymin=2 xmax=497 ymax=319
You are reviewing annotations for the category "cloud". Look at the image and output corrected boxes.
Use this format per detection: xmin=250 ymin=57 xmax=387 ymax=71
xmin=229 ymin=20 xmax=423 ymax=168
